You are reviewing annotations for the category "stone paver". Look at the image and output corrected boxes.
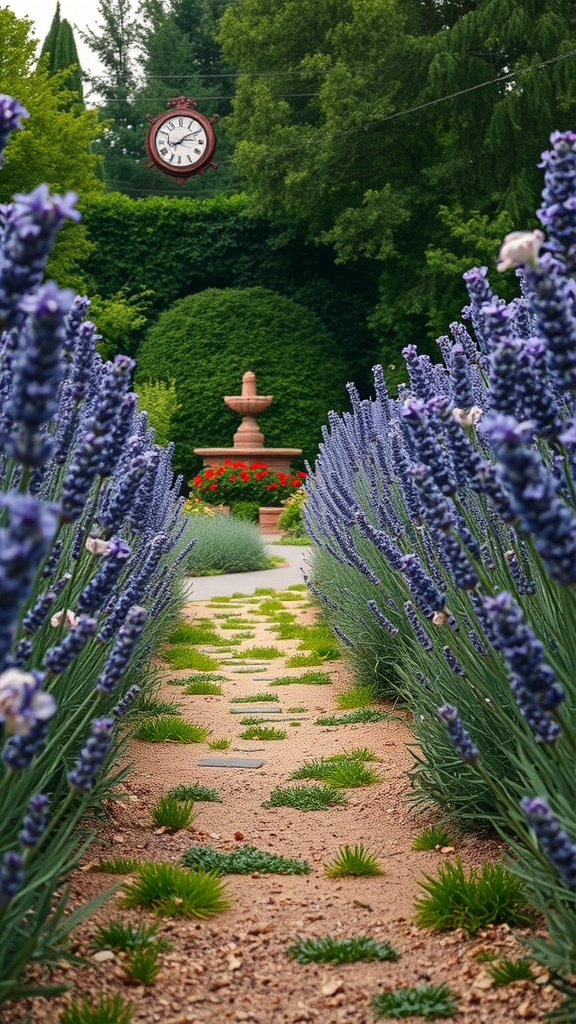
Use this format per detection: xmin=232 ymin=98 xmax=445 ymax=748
xmin=197 ymin=757 xmax=265 ymax=768
xmin=229 ymin=705 xmax=283 ymax=714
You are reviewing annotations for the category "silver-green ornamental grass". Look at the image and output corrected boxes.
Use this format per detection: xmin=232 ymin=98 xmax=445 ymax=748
xmin=287 ymin=934 xmax=399 ymax=964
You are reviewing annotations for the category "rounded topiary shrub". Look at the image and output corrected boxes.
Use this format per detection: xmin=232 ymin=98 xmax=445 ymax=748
xmin=135 ymin=287 xmax=348 ymax=482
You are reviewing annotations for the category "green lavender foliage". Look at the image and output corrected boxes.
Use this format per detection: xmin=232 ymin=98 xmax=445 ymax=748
xmin=286 ymin=934 xmax=399 ymax=964
xmin=371 ymin=984 xmax=457 ymax=1020
xmin=181 ymin=844 xmax=310 ymax=875
xmin=415 ymin=860 xmax=531 ymax=933
xmin=181 ymin=511 xmax=272 ymax=574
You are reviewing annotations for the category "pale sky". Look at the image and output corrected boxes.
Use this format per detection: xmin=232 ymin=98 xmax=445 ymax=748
xmin=3 ymin=0 xmax=108 ymax=95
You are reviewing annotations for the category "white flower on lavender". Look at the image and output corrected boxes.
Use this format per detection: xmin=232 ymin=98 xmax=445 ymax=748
xmin=85 ymin=537 xmax=113 ymax=556
xmin=50 ymin=609 xmax=78 ymax=629
xmin=0 ymin=669 xmax=56 ymax=735
xmin=497 ymin=230 xmax=545 ymax=272
xmin=452 ymin=406 xmax=483 ymax=428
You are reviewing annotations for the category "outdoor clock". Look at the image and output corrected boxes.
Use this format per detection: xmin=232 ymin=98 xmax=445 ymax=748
xmin=145 ymin=96 xmax=218 ymax=184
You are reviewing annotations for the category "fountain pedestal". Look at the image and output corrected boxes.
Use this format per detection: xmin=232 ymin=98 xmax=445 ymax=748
xmin=193 ymin=370 xmax=302 ymax=476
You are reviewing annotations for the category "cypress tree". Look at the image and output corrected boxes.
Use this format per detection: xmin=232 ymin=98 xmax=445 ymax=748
xmin=40 ymin=3 xmax=84 ymax=109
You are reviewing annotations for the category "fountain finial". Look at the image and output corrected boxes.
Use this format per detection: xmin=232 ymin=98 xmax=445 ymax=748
xmin=224 ymin=371 xmax=272 ymax=449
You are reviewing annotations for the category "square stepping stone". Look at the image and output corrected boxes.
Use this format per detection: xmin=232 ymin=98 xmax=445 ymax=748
xmin=197 ymin=757 xmax=265 ymax=768
xmin=229 ymin=705 xmax=283 ymax=714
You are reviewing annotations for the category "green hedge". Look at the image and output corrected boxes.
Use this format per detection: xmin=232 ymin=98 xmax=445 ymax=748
xmin=80 ymin=192 xmax=380 ymax=382
xmin=135 ymin=286 xmax=348 ymax=483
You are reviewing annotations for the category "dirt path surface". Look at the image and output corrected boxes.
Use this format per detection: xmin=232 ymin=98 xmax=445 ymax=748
xmin=5 ymin=585 xmax=560 ymax=1024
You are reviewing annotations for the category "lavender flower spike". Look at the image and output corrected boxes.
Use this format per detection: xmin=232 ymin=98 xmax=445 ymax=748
xmin=67 ymin=717 xmax=115 ymax=792
xmin=18 ymin=794 xmax=49 ymax=847
xmin=112 ymin=684 xmax=141 ymax=718
xmin=521 ymin=797 xmax=576 ymax=888
xmin=96 ymin=606 xmax=148 ymax=694
xmin=0 ymin=95 xmax=29 ymax=159
xmin=437 ymin=704 xmax=479 ymax=764
xmin=0 ymin=851 xmax=24 ymax=905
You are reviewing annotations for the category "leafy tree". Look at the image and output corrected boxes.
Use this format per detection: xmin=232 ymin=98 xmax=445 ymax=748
xmin=40 ymin=3 xmax=84 ymax=107
xmin=80 ymin=0 xmax=237 ymax=197
xmin=0 ymin=9 xmax=101 ymax=202
xmin=218 ymin=0 xmax=576 ymax=354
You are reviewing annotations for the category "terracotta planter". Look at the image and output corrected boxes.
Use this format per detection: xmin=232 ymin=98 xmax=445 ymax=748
xmin=258 ymin=506 xmax=284 ymax=535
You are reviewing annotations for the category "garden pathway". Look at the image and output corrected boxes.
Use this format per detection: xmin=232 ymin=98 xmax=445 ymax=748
xmin=18 ymin=570 xmax=560 ymax=1024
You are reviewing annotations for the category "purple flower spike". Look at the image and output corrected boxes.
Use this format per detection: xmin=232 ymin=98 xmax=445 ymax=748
xmin=399 ymin=553 xmax=446 ymax=619
xmin=18 ymin=793 xmax=49 ymax=847
xmin=0 ymin=850 xmax=24 ymax=905
xmin=112 ymin=684 xmax=141 ymax=718
xmin=2 ymin=717 xmax=50 ymax=771
xmin=96 ymin=606 xmax=147 ymax=694
xmin=0 ymin=95 xmax=29 ymax=159
xmin=537 ymin=130 xmax=576 ymax=274
xmin=482 ymin=413 xmax=576 ymax=585
xmin=67 ymin=717 xmax=115 ymax=792
xmin=437 ymin=704 xmax=479 ymax=764
xmin=483 ymin=591 xmax=563 ymax=711
xmin=521 ymin=797 xmax=576 ymax=888
xmin=509 ymin=676 xmax=561 ymax=745
xmin=43 ymin=615 xmax=97 ymax=675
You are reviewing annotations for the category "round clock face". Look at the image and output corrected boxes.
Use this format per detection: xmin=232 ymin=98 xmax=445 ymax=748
xmin=152 ymin=114 xmax=210 ymax=170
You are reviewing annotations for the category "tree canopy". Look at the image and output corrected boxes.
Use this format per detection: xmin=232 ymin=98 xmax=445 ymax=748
xmin=0 ymin=8 xmax=101 ymax=201
xmin=40 ymin=2 xmax=84 ymax=108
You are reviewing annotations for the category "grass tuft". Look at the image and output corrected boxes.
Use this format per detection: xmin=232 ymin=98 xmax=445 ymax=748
xmin=412 ymin=826 xmax=457 ymax=851
xmin=181 ymin=844 xmax=310 ymax=875
xmin=208 ymin=738 xmax=231 ymax=749
xmin=286 ymin=934 xmax=399 ymax=964
xmin=166 ymin=672 xmax=225 ymax=687
xmin=290 ymin=757 xmax=381 ymax=788
xmin=324 ymin=844 xmax=382 ymax=877
xmin=151 ymin=795 xmax=196 ymax=830
xmin=263 ymin=784 xmax=347 ymax=811
xmin=130 ymin=696 xmax=182 ymax=718
xmin=120 ymin=861 xmax=231 ymax=918
xmin=167 ymin=623 xmax=222 ymax=645
xmin=268 ymin=671 xmax=332 ymax=686
xmin=92 ymin=858 xmax=141 ymax=875
xmin=59 ymin=994 xmax=133 ymax=1024
xmin=133 ymin=717 xmax=209 ymax=743
xmin=415 ymin=859 xmax=531 ymax=933
xmin=371 ymin=983 xmax=458 ymax=1019
xmin=336 ymin=686 xmax=377 ymax=709
xmin=286 ymin=706 xmax=308 ymax=713
xmin=235 ymin=645 xmax=283 ymax=659
xmin=167 ymin=784 xmax=221 ymax=802
xmin=122 ymin=944 xmax=162 ymax=985
xmin=488 ymin=958 xmax=534 ymax=984
xmin=229 ymin=692 xmax=279 ymax=703
xmin=183 ymin=679 xmax=222 ymax=695
xmin=315 ymin=708 xmax=388 ymax=725
xmin=161 ymin=647 xmax=219 ymax=672
xmin=239 ymin=725 xmax=287 ymax=740
xmin=90 ymin=918 xmax=172 ymax=953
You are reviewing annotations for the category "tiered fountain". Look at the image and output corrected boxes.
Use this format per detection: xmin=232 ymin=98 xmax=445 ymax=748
xmin=193 ymin=371 xmax=302 ymax=533
xmin=194 ymin=370 xmax=301 ymax=475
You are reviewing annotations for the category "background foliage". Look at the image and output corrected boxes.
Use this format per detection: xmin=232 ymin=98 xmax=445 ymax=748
xmin=135 ymin=285 xmax=348 ymax=481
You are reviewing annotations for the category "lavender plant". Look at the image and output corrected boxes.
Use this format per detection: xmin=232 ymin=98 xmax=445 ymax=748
xmin=0 ymin=96 xmax=195 ymax=1004
xmin=304 ymin=129 xmax=576 ymax=1012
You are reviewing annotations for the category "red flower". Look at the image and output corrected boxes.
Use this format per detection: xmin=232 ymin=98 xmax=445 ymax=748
xmin=297 ymin=471 xmax=306 ymax=478
xmin=208 ymin=483 xmax=218 ymax=490
xmin=250 ymin=461 xmax=268 ymax=469
xmin=204 ymin=468 xmax=215 ymax=479
xmin=291 ymin=478 xmax=301 ymax=486
xmin=265 ymin=483 xmax=278 ymax=489
xmin=240 ymin=471 xmax=250 ymax=481
xmin=229 ymin=474 xmax=236 ymax=481
xmin=255 ymin=471 xmax=268 ymax=479
xmin=192 ymin=475 xmax=202 ymax=486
